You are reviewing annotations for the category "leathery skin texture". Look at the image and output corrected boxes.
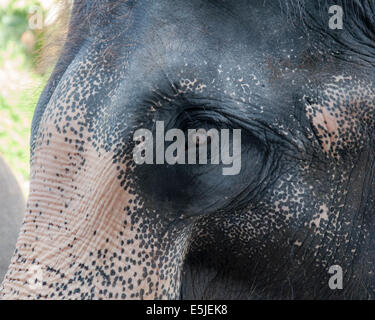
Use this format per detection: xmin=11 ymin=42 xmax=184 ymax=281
xmin=2 ymin=0 xmax=375 ymax=299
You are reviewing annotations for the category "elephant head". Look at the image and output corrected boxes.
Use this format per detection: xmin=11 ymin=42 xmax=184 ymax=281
xmin=2 ymin=0 xmax=375 ymax=299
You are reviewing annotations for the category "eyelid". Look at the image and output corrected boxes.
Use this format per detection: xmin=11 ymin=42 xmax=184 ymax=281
xmin=173 ymin=109 xmax=234 ymax=133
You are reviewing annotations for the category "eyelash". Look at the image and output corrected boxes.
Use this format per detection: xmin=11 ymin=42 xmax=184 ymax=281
xmin=173 ymin=108 xmax=234 ymax=133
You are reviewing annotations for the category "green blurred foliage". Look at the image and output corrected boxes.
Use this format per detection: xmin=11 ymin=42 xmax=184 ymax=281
xmin=0 ymin=0 xmax=52 ymax=196
xmin=0 ymin=0 xmax=45 ymax=65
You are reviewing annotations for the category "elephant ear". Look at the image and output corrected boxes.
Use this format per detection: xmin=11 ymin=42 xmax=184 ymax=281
xmin=0 ymin=156 xmax=25 ymax=283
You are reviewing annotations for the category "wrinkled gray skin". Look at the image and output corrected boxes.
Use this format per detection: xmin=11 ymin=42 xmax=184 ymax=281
xmin=0 ymin=157 xmax=25 ymax=282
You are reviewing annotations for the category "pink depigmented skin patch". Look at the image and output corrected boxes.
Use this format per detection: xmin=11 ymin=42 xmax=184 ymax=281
xmin=305 ymin=77 xmax=375 ymax=158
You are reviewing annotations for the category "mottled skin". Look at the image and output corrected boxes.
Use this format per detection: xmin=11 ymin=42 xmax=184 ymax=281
xmin=0 ymin=157 xmax=25 ymax=282
xmin=2 ymin=0 xmax=375 ymax=299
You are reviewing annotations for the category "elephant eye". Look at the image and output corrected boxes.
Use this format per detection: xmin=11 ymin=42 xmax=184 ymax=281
xmin=189 ymin=129 xmax=208 ymax=146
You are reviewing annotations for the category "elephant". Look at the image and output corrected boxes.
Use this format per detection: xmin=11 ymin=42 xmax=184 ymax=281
xmin=1 ymin=0 xmax=375 ymax=299
xmin=0 ymin=156 xmax=25 ymax=283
